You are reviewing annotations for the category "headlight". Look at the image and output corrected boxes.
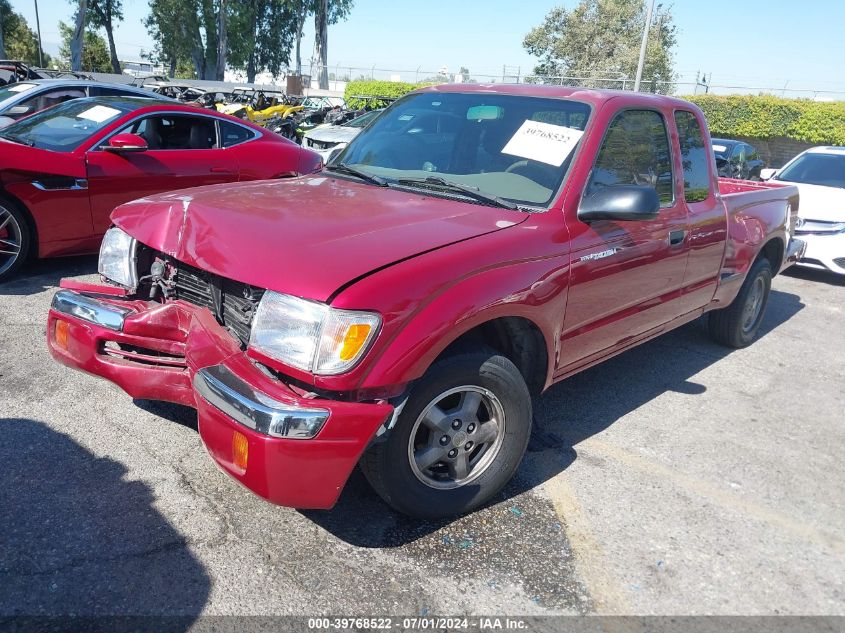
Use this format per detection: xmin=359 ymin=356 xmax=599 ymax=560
xmin=249 ymin=291 xmax=381 ymax=375
xmin=98 ymin=227 xmax=138 ymax=289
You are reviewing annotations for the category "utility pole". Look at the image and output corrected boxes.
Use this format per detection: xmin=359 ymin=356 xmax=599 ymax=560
xmin=633 ymin=0 xmax=656 ymax=92
xmin=34 ymin=0 xmax=44 ymax=67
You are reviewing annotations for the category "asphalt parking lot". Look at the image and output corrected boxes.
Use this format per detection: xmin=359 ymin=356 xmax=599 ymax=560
xmin=1 ymin=258 xmax=843 ymax=618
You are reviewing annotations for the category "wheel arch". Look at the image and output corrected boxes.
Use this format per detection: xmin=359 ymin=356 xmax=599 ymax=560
xmin=412 ymin=315 xmax=552 ymax=398
xmin=758 ymin=236 xmax=784 ymax=276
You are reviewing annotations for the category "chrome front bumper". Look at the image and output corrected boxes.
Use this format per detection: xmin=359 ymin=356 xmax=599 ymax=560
xmin=52 ymin=289 xmax=330 ymax=440
xmin=193 ymin=365 xmax=329 ymax=439
xmin=51 ymin=290 xmax=131 ymax=331
xmin=786 ymin=237 xmax=807 ymax=265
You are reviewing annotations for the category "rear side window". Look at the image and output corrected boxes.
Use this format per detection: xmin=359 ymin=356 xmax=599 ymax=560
xmin=219 ymin=121 xmax=255 ymax=148
xmin=586 ymin=109 xmax=674 ymax=207
xmin=674 ymin=111 xmax=710 ymax=203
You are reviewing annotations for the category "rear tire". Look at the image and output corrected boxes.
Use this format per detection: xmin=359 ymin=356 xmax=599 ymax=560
xmin=360 ymin=348 xmax=532 ymax=518
xmin=708 ymin=257 xmax=772 ymax=348
xmin=0 ymin=198 xmax=31 ymax=283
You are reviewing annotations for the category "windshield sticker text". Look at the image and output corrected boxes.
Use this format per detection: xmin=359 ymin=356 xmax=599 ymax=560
xmin=502 ymin=120 xmax=584 ymax=167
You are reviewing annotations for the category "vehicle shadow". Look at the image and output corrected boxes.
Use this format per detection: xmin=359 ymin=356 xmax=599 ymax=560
xmin=305 ymin=288 xmax=805 ymax=547
xmin=782 ymin=265 xmax=845 ymax=287
xmin=0 ymin=255 xmax=98 ymax=296
xmin=0 ymin=418 xmax=210 ymax=622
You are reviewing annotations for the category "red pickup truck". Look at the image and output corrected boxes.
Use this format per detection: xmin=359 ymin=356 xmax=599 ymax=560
xmin=48 ymin=85 xmax=805 ymax=518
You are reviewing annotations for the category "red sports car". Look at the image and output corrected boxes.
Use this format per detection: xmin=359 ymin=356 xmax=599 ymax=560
xmin=0 ymin=96 xmax=322 ymax=281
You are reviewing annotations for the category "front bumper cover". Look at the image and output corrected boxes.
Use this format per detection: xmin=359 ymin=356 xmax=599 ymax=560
xmin=48 ymin=286 xmax=393 ymax=509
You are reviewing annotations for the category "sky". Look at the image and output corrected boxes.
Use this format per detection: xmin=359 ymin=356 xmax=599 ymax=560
xmin=8 ymin=0 xmax=845 ymax=96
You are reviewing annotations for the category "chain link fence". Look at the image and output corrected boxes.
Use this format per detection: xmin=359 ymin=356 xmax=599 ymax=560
xmin=297 ymin=63 xmax=845 ymax=101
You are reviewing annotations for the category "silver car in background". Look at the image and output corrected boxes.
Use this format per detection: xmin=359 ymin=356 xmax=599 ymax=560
xmin=302 ymin=109 xmax=383 ymax=162
xmin=0 ymin=80 xmax=167 ymax=129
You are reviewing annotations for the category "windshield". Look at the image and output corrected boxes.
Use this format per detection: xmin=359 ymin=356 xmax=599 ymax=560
xmin=0 ymin=83 xmax=37 ymax=107
xmin=0 ymin=99 xmax=129 ymax=152
xmin=336 ymin=92 xmax=592 ymax=207
xmin=777 ymin=152 xmax=845 ymax=188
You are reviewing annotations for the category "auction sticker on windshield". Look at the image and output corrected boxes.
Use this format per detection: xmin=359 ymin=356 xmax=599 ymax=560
xmin=502 ymin=120 xmax=584 ymax=167
xmin=77 ymin=105 xmax=122 ymax=123
xmin=8 ymin=83 xmax=36 ymax=93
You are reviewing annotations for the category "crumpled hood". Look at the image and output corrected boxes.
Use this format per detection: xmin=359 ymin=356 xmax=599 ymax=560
xmin=776 ymin=180 xmax=845 ymax=222
xmin=112 ymin=175 xmax=527 ymax=302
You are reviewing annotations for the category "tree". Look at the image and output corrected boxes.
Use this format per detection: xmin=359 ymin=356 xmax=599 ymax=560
xmin=87 ymin=0 xmax=123 ymax=74
xmin=59 ymin=20 xmax=111 ymax=72
xmin=70 ymin=0 xmax=88 ymax=72
xmin=145 ymin=0 xmax=224 ymax=80
xmin=311 ymin=0 xmax=353 ymax=88
xmin=312 ymin=0 xmax=327 ymax=88
xmin=0 ymin=4 xmax=5 ymax=58
xmin=0 ymin=0 xmax=51 ymax=65
xmin=523 ymin=0 xmax=676 ymax=93
xmin=288 ymin=0 xmax=351 ymax=78
xmin=228 ymin=0 xmax=298 ymax=83
xmin=145 ymin=0 xmax=202 ymax=78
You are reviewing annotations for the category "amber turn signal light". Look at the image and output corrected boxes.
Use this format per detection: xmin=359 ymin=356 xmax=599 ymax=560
xmin=55 ymin=320 xmax=70 ymax=351
xmin=339 ymin=323 xmax=373 ymax=362
xmin=232 ymin=430 xmax=249 ymax=471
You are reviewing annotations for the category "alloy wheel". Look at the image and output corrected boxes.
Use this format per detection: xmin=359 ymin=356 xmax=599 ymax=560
xmin=407 ymin=385 xmax=506 ymax=490
xmin=0 ymin=206 xmax=23 ymax=277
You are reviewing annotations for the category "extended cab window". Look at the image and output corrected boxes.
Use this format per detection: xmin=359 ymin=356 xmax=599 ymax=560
xmin=674 ymin=110 xmax=710 ymax=203
xmin=120 ymin=115 xmax=217 ymax=150
xmin=586 ymin=110 xmax=674 ymax=207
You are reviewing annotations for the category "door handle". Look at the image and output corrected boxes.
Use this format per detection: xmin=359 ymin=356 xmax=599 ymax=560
xmin=210 ymin=166 xmax=235 ymax=174
xmin=669 ymin=230 xmax=687 ymax=246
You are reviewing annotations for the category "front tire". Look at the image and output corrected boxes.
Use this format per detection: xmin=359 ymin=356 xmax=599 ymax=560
xmin=0 ymin=198 xmax=31 ymax=282
xmin=708 ymin=257 xmax=773 ymax=348
xmin=360 ymin=349 xmax=532 ymax=518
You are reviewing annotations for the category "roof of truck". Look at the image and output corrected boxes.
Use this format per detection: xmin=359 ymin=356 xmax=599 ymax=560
xmin=414 ymin=83 xmax=695 ymax=110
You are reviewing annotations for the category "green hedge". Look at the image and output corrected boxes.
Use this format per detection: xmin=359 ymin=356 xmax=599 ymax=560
xmin=684 ymin=94 xmax=845 ymax=145
xmin=343 ymin=80 xmax=432 ymax=109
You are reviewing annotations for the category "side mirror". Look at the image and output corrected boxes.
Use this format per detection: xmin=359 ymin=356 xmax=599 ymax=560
xmin=7 ymin=105 xmax=32 ymax=117
xmin=578 ymin=185 xmax=661 ymax=223
xmin=104 ymin=133 xmax=148 ymax=153
xmin=759 ymin=168 xmax=778 ymax=181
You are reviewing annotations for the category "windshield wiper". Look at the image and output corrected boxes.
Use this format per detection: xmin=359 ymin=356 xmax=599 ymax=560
xmin=325 ymin=163 xmax=388 ymax=187
xmin=396 ymin=176 xmax=518 ymax=210
xmin=0 ymin=132 xmax=34 ymax=147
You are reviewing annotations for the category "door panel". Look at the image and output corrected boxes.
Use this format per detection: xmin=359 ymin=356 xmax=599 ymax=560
xmin=558 ymin=109 xmax=690 ymax=372
xmin=674 ymin=110 xmax=728 ymax=309
xmin=85 ymin=114 xmax=239 ymax=233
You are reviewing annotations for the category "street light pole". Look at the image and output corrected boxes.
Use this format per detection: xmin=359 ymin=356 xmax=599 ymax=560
xmin=633 ymin=0 xmax=656 ymax=92
xmin=33 ymin=0 xmax=44 ymax=68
